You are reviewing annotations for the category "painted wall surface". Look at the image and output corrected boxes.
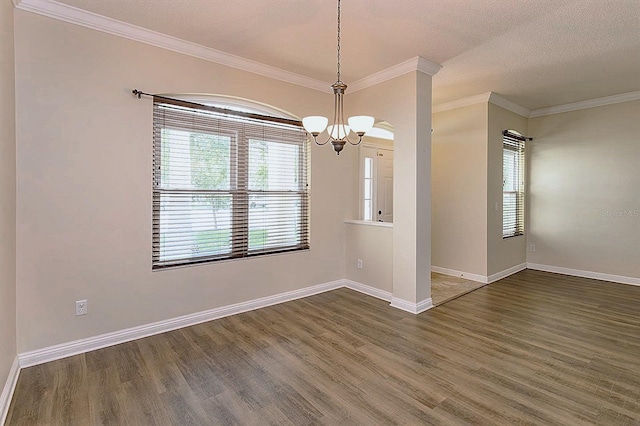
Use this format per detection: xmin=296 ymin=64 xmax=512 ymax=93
xmin=432 ymin=103 xmax=488 ymax=276
xmin=14 ymin=11 xmax=355 ymax=352
xmin=344 ymin=223 xmax=393 ymax=293
xmin=487 ymin=103 xmax=528 ymax=275
xmin=527 ymin=100 xmax=640 ymax=279
xmin=348 ymin=72 xmax=433 ymax=304
xmin=0 ymin=0 xmax=17 ymax=390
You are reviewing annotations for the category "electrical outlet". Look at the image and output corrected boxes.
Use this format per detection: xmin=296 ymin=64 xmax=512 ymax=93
xmin=529 ymin=244 xmax=536 ymax=252
xmin=357 ymin=259 xmax=363 ymax=269
xmin=76 ymin=299 xmax=88 ymax=316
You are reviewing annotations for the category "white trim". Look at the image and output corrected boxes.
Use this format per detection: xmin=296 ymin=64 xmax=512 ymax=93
xmin=13 ymin=0 xmax=330 ymax=93
xmin=18 ymin=280 xmax=343 ymax=368
xmin=433 ymin=92 xmax=532 ymax=118
xmin=431 ymin=266 xmax=488 ymax=284
xmin=488 ymin=93 xmax=531 ymax=118
xmin=350 ymin=56 xmax=442 ymax=93
xmin=13 ymin=0 xmax=640 ymax=116
xmin=390 ymin=297 xmax=433 ymax=314
xmin=344 ymin=219 xmax=393 ymax=228
xmin=0 ymin=357 xmax=20 ymax=425
xmin=487 ymin=263 xmax=527 ymax=283
xmin=526 ymin=263 xmax=640 ymax=287
xmin=360 ymin=140 xmax=393 ymax=151
xmin=432 ymin=92 xmax=492 ymax=114
xmin=343 ymin=280 xmax=393 ymax=302
xmin=432 ymin=263 xmax=528 ymax=284
xmin=12 ymin=0 xmax=443 ymax=95
xmin=529 ymin=90 xmax=640 ymax=118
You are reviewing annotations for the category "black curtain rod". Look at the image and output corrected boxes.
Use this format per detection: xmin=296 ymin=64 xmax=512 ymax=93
xmin=131 ymin=89 xmax=303 ymax=127
xmin=502 ymin=129 xmax=533 ymax=141
xmin=132 ymin=89 xmax=154 ymax=99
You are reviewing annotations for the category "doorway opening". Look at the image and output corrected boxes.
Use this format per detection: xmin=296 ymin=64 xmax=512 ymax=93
xmin=359 ymin=121 xmax=394 ymax=223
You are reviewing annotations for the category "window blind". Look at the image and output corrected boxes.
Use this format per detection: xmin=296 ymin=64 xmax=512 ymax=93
xmin=152 ymin=97 xmax=310 ymax=269
xmin=502 ymin=130 xmax=525 ymax=238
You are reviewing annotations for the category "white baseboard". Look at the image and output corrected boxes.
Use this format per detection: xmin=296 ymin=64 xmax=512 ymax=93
xmin=19 ymin=272 xmax=500 ymax=369
xmin=18 ymin=280 xmax=343 ymax=368
xmin=343 ymin=279 xmax=393 ymax=302
xmin=0 ymin=357 xmax=20 ymax=425
xmin=390 ymin=297 xmax=433 ymax=314
xmin=431 ymin=266 xmax=488 ymax=283
xmin=526 ymin=263 xmax=640 ymax=287
xmin=488 ymin=263 xmax=527 ymax=283
xmin=432 ymin=263 xmax=528 ymax=284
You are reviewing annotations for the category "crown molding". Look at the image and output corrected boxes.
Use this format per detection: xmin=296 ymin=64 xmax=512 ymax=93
xmin=488 ymin=93 xmax=531 ymax=117
xmin=349 ymin=56 xmax=442 ymax=93
xmin=432 ymin=92 xmax=492 ymax=113
xmin=13 ymin=0 xmax=443 ymax=95
xmin=529 ymin=90 xmax=640 ymax=118
xmin=416 ymin=56 xmax=444 ymax=77
xmin=433 ymin=92 xmax=531 ymax=117
xmin=13 ymin=0 xmax=331 ymax=93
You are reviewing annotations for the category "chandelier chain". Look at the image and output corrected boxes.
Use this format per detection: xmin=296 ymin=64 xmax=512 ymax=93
xmin=302 ymin=0 xmax=373 ymax=154
xmin=336 ymin=0 xmax=341 ymax=82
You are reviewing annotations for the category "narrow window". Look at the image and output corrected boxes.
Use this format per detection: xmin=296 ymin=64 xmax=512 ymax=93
xmin=363 ymin=156 xmax=374 ymax=221
xmin=152 ymin=97 xmax=309 ymax=269
xmin=502 ymin=130 xmax=525 ymax=238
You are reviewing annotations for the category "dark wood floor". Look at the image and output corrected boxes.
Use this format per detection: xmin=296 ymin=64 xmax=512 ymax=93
xmin=7 ymin=270 xmax=640 ymax=425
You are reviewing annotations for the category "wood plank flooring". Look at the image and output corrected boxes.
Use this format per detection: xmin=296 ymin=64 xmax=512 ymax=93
xmin=430 ymin=272 xmax=485 ymax=306
xmin=7 ymin=270 xmax=640 ymax=425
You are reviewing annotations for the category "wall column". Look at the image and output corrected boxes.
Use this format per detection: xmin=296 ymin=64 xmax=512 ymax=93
xmin=390 ymin=70 xmax=434 ymax=313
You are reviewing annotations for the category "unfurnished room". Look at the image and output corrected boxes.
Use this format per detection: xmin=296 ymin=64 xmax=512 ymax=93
xmin=1 ymin=0 xmax=639 ymax=424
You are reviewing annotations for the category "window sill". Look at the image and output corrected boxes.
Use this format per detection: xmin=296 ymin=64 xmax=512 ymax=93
xmin=344 ymin=220 xmax=393 ymax=228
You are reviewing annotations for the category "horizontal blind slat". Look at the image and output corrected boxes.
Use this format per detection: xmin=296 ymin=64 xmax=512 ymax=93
xmin=152 ymin=97 xmax=309 ymax=268
xmin=502 ymin=133 xmax=525 ymax=238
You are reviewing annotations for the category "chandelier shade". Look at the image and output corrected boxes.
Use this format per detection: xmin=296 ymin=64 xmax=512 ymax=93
xmin=327 ymin=124 xmax=351 ymax=140
xmin=348 ymin=116 xmax=375 ymax=135
xmin=302 ymin=0 xmax=374 ymax=155
xmin=302 ymin=116 xmax=329 ymax=136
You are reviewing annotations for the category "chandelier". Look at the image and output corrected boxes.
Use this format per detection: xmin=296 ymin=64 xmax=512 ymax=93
xmin=302 ymin=0 xmax=374 ymax=155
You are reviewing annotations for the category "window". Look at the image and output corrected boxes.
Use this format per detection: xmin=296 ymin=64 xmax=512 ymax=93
xmin=359 ymin=142 xmax=394 ymax=223
xmin=152 ymin=97 xmax=309 ymax=269
xmin=502 ymin=130 xmax=525 ymax=238
xmin=363 ymin=156 xmax=374 ymax=220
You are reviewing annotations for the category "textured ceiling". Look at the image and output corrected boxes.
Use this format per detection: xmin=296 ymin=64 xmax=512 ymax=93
xmin=54 ymin=0 xmax=640 ymax=110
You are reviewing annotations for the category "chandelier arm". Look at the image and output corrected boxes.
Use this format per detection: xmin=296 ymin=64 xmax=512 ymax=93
xmin=346 ymin=134 xmax=363 ymax=146
xmin=307 ymin=0 xmax=370 ymax=154
xmin=314 ymin=135 xmax=332 ymax=146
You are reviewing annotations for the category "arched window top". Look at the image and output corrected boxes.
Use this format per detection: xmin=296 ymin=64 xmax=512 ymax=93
xmin=159 ymin=93 xmax=300 ymax=121
xmin=366 ymin=120 xmax=394 ymax=140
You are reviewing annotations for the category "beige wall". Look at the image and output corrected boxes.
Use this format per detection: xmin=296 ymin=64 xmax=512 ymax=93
xmin=344 ymin=223 xmax=393 ymax=293
xmin=432 ymin=103 xmax=488 ymax=276
xmin=348 ymin=72 xmax=433 ymax=305
xmin=527 ymin=100 xmax=640 ymax=279
xmin=14 ymin=11 xmax=357 ymax=352
xmin=487 ymin=103 xmax=528 ymax=275
xmin=0 ymin=0 xmax=17 ymax=394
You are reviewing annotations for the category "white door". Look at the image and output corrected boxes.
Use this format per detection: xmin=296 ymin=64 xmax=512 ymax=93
xmin=377 ymin=149 xmax=393 ymax=223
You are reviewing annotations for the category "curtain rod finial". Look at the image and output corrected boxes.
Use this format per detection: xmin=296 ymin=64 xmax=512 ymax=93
xmin=132 ymin=89 xmax=142 ymax=99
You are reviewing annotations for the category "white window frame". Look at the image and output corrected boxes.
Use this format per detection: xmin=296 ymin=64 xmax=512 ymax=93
xmin=502 ymin=130 xmax=526 ymax=238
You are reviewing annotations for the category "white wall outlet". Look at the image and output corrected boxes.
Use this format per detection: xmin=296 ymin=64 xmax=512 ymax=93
xmin=76 ymin=299 xmax=88 ymax=316
xmin=357 ymin=259 xmax=363 ymax=269
xmin=495 ymin=202 xmax=499 ymax=212
xmin=529 ymin=244 xmax=536 ymax=252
